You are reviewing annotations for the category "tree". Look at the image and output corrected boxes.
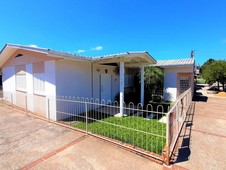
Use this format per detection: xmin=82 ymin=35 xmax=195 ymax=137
xmin=144 ymin=66 xmax=163 ymax=102
xmin=202 ymin=60 xmax=226 ymax=91
xmin=200 ymin=58 xmax=215 ymax=74
xmin=196 ymin=65 xmax=201 ymax=70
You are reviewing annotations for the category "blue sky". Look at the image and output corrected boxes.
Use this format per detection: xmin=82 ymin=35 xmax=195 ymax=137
xmin=1 ymin=0 xmax=226 ymax=65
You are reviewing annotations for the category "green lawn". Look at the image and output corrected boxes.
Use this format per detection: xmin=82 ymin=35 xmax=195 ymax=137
xmin=72 ymin=116 xmax=166 ymax=154
xmin=197 ymin=77 xmax=206 ymax=83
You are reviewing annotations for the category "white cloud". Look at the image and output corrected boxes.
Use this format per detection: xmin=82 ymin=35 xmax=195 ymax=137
xmin=91 ymin=46 xmax=103 ymax=51
xmin=76 ymin=49 xmax=85 ymax=53
xmin=28 ymin=44 xmax=38 ymax=48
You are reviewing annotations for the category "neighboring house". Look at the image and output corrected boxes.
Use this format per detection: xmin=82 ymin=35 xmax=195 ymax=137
xmin=0 ymin=44 xmax=156 ymax=120
xmin=153 ymin=58 xmax=195 ymax=101
xmin=195 ymin=69 xmax=200 ymax=79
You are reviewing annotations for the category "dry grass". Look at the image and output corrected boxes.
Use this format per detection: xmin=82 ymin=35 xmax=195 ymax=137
xmin=214 ymin=92 xmax=226 ymax=97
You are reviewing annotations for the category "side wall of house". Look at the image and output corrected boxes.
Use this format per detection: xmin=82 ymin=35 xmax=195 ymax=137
xmin=2 ymin=66 xmax=16 ymax=104
xmin=55 ymin=61 xmax=120 ymax=120
xmin=2 ymin=50 xmax=57 ymax=120
xmin=55 ymin=61 xmax=120 ymax=101
xmin=163 ymin=66 xmax=194 ymax=101
xmin=55 ymin=60 xmax=92 ymax=120
xmin=93 ymin=64 xmax=119 ymax=102
xmin=45 ymin=60 xmax=57 ymax=120
xmin=55 ymin=60 xmax=92 ymax=97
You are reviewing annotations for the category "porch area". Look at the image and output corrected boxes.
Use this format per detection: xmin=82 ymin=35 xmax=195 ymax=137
xmin=93 ymin=52 xmax=156 ymax=116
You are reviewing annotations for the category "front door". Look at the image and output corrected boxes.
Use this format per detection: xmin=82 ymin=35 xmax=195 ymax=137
xmin=100 ymin=74 xmax=112 ymax=102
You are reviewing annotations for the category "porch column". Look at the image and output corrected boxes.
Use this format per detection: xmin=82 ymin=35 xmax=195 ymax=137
xmin=140 ymin=66 xmax=144 ymax=105
xmin=119 ymin=61 xmax=124 ymax=116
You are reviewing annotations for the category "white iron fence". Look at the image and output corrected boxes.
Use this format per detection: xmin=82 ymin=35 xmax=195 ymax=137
xmin=56 ymin=96 xmax=167 ymax=160
xmin=0 ymin=88 xmax=192 ymax=164
xmin=165 ymin=88 xmax=192 ymax=164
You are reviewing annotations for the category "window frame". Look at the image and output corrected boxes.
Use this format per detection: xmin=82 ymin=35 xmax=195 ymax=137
xmin=15 ymin=70 xmax=27 ymax=92
xmin=33 ymin=73 xmax=45 ymax=96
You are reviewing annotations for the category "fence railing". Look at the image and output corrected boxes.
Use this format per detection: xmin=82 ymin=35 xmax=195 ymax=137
xmin=56 ymin=96 xmax=167 ymax=160
xmin=165 ymin=87 xmax=192 ymax=164
xmin=0 ymin=88 xmax=192 ymax=164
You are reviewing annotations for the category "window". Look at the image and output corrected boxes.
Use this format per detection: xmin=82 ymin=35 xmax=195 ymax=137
xmin=16 ymin=74 xmax=26 ymax=91
xmin=179 ymin=77 xmax=190 ymax=95
xmin=124 ymin=74 xmax=134 ymax=88
xmin=15 ymin=65 xmax=26 ymax=92
xmin=33 ymin=73 xmax=45 ymax=95
xmin=33 ymin=62 xmax=45 ymax=96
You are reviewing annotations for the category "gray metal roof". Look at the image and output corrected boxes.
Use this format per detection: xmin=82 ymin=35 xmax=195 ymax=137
xmin=0 ymin=44 xmax=156 ymax=67
xmin=152 ymin=58 xmax=195 ymax=68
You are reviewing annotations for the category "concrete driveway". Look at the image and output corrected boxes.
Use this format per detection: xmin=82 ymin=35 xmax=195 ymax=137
xmin=0 ymin=106 xmax=162 ymax=170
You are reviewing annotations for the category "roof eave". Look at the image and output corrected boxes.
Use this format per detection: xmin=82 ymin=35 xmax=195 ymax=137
xmin=47 ymin=50 xmax=92 ymax=62
xmin=154 ymin=64 xmax=194 ymax=68
xmin=0 ymin=44 xmax=156 ymax=66
xmin=93 ymin=52 xmax=156 ymax=64
xmin=144 ymin=51 xmax=156 ymax=64
xmin=5 ymin=43 xmax=49 ymax=54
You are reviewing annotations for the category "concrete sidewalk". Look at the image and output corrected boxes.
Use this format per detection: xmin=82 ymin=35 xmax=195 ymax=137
xmin=1 ymin=91 xmax=226 ymax=170
xmin=0 ymin=106 xmax=162 ymax=170
xmin=173 ymin=93 xmax=226 ymax=169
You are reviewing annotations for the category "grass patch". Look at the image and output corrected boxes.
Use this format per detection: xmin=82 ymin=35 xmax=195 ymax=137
xmin=197 ymin=77 xmax=206 ymax=83
xmin=72 ymin=116 xmax=166 ymax=154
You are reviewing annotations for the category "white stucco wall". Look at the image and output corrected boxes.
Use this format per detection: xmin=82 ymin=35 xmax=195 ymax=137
xmin=2 ymin=50 xmax=57 ymax=118
xmin=55 ymin=60 xmax=92 ymax=120
xmin=54 ymin=61 xmax=120 ymax=120
xmin=163 ymin=70 xmax=177 ymax=101
xmin=2 ymin=56 xmax=57 ymax=120
xmin=55 ymin=60 xmax=92 ymax=98
xmin=55 ymin=61 xmax=120 ymax=101
xmin=26 ymin=64 xmax=34 ymax=112
xmin=45 ymin=60 xmax=57 ymax=120
xmin=2 ymin=66 xmax=16 ymax=104
xmin=55 ymin=61 xmax=119 ymax=101
xmin=163 ymin=67 xmax=194 ymax=101
xmin=93 ymin=64 xmax=119 ymax=102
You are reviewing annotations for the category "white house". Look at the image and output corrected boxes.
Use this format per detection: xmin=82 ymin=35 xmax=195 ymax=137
xmin=153 ymin=58 xmax=195 ymax=101
xmin=0 ymin=44 xmax=156 ymax=120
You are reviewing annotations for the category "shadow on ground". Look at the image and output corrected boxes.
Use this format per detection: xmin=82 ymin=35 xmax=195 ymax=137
xmin=193 ymin=91 xmax=208 ymax=102
xmin=173 ymin=100 xmax=196 ymax=163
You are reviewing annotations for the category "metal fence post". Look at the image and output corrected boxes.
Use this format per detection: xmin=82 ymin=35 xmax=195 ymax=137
xmin=85 ymin=102 xmax=88 ymax=134
xmin=165 ymin=112 xmax=170 ymax=165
